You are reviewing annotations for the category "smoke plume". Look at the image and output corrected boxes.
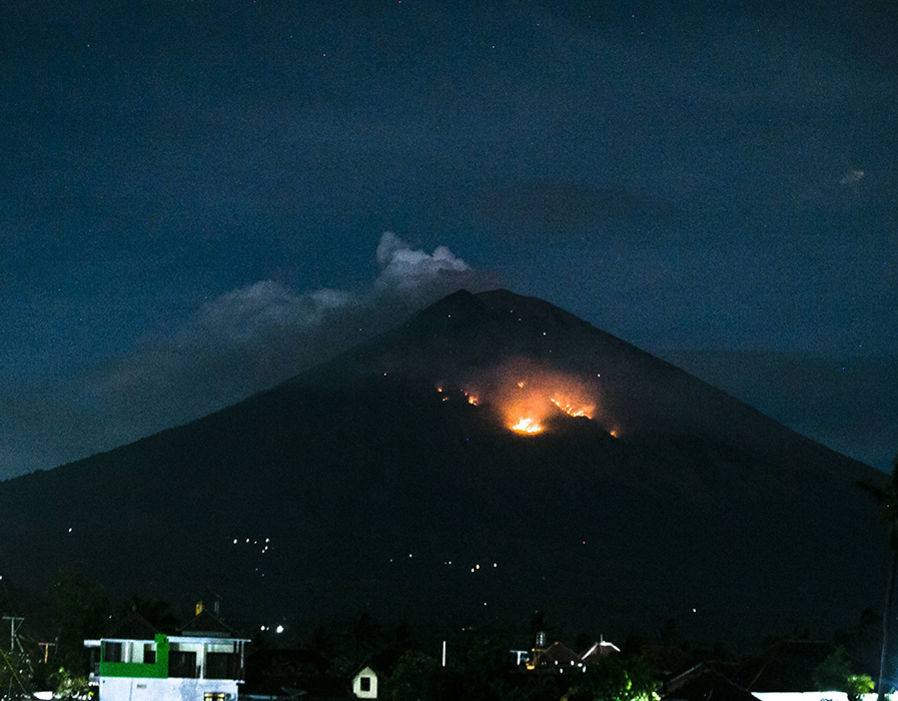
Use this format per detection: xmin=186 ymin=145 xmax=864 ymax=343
xmin=0 ymin=233 xmax=492 ymax=478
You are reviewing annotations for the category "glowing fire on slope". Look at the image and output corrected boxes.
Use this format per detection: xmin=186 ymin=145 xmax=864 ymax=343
xmin=511 ymin=417 xmax=543 ymax=434
xmin=495 ymin=365 xmax=599 ymax=436
xmin=449 ymin=361 xmax=611 ymax=437
xmin=507 ymin=395 xmax=595 ymax=435
xmin=507 ymin=397 xmax=592 ymax=435
xmin=549 ymin=396 xmax=594 ymax=419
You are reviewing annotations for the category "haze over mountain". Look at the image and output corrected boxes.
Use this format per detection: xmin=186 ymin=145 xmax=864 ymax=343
xmin=0 ymin=290 xmax=886 ymax=645
xmin=657 ymin=349 xmax=898 ymax=473
xmin=4 ymin=1 xmax=895 ymax=482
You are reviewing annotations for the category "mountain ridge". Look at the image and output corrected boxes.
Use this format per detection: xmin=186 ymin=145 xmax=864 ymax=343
xmin=293 ymin=289 xmax=871 ymax=479
xmin=0 ymin=289 xmax=886 ymax=645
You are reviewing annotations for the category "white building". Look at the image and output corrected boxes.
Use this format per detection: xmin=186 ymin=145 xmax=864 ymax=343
xmin=84 ymin=610 xmax=250 ymax=701
xmin=352 ymin=665 xmax=379 ymax=699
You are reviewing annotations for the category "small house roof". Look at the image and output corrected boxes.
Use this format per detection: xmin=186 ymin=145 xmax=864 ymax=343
xmin=352 ymin=664 xmax=380 ymax=679
xmin=580 ymin=639 xmax=621 ymax=662
xmin=534 ymin=641 xmax=581 ymax=668
xmin=665 ymin=662 xmax=757 ymax=701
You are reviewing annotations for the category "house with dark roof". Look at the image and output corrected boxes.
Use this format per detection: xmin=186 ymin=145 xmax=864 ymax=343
xmin=521 ymin=632 xmax=620 ymax=674
xmin=739 ymin=640 xmax=837 ymax=693
xmin=663 ymin=661 xmax=759 ymax=701
xmin=84 ymin=609 xmax=250 ymax=701
xmin=179 ymin=608 xmax=237 ymax=638
xmin=525 ymin=641 xmax=586 ymax=674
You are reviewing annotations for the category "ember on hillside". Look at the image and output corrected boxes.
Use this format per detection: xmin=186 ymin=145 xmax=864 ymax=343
xmin=449 ymin=361 xmax=601 ymax=436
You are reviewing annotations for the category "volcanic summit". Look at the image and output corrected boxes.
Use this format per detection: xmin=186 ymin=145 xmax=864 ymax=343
xmin=0 ymin=289 xmax=885 ymax=642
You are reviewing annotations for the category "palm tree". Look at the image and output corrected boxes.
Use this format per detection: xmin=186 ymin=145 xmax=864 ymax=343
xmin=860 ymin=451 xmax=898 ymax=701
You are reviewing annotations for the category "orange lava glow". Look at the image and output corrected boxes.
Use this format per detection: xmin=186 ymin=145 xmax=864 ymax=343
xmin=511 ymin=417 xmax=543 ymax=434
xmin=499 ymin=365 xmax=599 ymax=435
xmin=549 ymin=396 xmax=594 ymax=419
xmin=453 ymin=360 xmax=603 ymax=437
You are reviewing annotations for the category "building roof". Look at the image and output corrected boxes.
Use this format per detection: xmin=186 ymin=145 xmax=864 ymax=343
xmin=101 ymin=610 xmax=158 ymax=641
xmin=531 ymin=641 xmax=582 ymax=670
xmin=179 ymin=608 xmax=235 ymax=637
xmin=664 ymin=662 xmax=758 ymax=701
xmin=580 ymin=639 xmax=621 ymax=662
xmin=85 ymin=609 xmax=249 ymax=649
xmin=352 ymin=664 xmax=380 ymax=679
xmin=740 ymin=640 xmax=836 ymax=692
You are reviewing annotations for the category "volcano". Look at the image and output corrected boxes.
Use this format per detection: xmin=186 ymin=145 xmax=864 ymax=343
xmin=0 ymin=289 xmax=886 ymax=643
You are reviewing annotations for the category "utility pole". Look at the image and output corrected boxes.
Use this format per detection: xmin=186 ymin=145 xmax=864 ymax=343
xmin=0 ymin=616 xmax=27 ymax=700
xmin=38 ymin=642 xmax=56 ymax=664
xmin=1 ymin=617 xmax=23 ymax=652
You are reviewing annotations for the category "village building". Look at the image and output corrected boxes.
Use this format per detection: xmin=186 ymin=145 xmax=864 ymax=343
xmin=351 ymin=664 xmax=379 ymax=698
xmin=84 ymin=609 xmax=250 ymax=701
xmin=519 ymin=631 xmax=621 ymax=674
xmin=580 ymin=638 xmax=621 ymax=663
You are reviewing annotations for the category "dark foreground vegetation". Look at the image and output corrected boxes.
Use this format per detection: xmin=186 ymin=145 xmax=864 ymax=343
xmin=0 ymin=568 xmax=884 ymax=701
xmin=0 ymin=290 xmax=887 ymax=647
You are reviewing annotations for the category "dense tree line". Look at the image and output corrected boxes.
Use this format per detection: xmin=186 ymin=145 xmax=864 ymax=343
xmin=0 ymin=564 xmax=888 ymax=700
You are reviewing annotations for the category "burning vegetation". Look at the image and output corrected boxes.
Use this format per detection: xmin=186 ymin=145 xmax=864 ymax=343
xmin=439 ymin=360 xmax=603 ymax=437
xmin=502 ymin=375 xmax=596 ymax=435
xmin=511 ymin=417 xmax=543 ymax=434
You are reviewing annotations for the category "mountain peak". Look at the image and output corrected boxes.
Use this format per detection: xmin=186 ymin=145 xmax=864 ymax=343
xmin=418 ymin=288 xmax=591 ymax=331
xmin=0 ymin=288 xmax=884 ymax=645
xmin=296 ymin=289 xmax=867 ymax=473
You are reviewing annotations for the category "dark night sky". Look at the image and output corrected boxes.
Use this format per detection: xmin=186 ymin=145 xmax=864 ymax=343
xmin=2 ymin=1 xmax=896 ymax=478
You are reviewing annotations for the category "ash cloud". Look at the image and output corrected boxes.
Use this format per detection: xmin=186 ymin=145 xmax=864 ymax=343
xmin=0 ymin=233 xmax=492 ymax=479
xmin=196 ymin=283 xmax=356 ymax=343
xmin=375 ymin=231 xmax=472 ymax=292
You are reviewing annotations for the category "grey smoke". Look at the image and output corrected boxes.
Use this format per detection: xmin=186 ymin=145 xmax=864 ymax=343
xmin=0 ymin=233 xmax=491 ymax=479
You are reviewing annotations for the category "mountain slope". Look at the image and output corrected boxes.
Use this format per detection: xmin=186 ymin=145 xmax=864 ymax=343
xmin=0 ymin=289 xmax=886 ymax=644
xmin=659 ymin=348 xmax=898 ymax=471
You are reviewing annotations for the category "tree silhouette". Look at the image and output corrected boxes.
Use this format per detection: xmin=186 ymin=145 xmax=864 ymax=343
xmin=113 ymin=595 xmax=179 ymax=632
xmin=48 ymin=568 xmax=109 ymax=673
xmin=859 ymin=451 xmax=898 ymax=701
